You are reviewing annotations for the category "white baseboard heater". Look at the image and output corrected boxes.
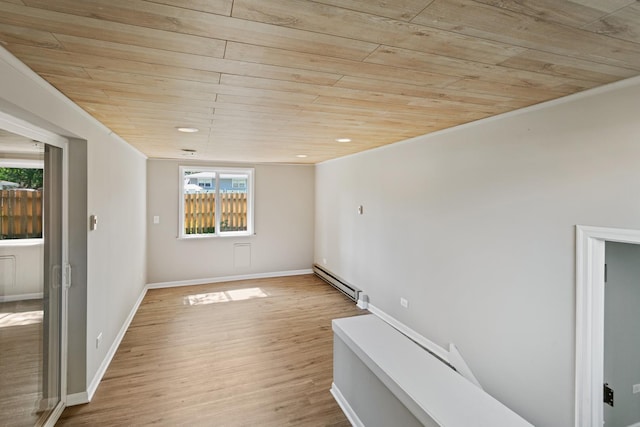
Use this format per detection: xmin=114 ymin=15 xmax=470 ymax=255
xmin=313 ymin=264 xmax=361 ymax=302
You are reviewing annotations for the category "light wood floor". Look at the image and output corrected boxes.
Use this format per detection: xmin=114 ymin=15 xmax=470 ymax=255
xmin=59 ymin=274 xmax=364 ymax=426
xmin=0 ymin=299 xmax=43 ymax=427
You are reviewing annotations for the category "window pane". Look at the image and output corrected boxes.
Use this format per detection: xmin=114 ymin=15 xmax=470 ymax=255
xmin=180 ymin=167 xmax=253 ymax=237
xmin=219 ymin=173 xmax=248 ymax=233
xmin=0 ymin=167 xmax=43 ymax=240
xmin=183 ymin=170 xmax=216 ymax=235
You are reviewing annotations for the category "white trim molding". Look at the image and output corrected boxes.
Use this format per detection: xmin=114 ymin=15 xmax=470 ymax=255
xmin=0 ymin=292 xmax=43 ymax=303
xmin=146 ymin=269 xmax=313 ymax=289
xmin=330 ymin=383 xmax=365 ymax=427
xmin=65 ymin=392 xmax=89 ymax=406
xmin=78 ymin=285 xmax=148 ymax=405
xmin=575 ymin=225 xmax=640 ymax=427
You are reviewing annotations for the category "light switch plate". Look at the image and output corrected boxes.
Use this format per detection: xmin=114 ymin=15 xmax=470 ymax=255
xmin=89 ymin=214 xmax=98 ymax=230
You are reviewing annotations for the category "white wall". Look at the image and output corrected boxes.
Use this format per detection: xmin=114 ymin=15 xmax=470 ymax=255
xmin=315 ymin=77 xmax=640 ymax=427
xmin=0 ymin=240 xmax=43 ymax=299
xmin=0 ymin=47 xmax=147 ymax=395
xmin=147 ymin=159 xmax=314 ymax=283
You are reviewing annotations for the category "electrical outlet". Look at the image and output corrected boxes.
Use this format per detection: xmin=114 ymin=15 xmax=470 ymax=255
xmin=633 ymin=384 xmax=640 ymax=394
xmin=96 ymin=332 xmax=103 ymax=349
xmin=322 ymin=258 xmax=327 ymax=265
xmin=400 ymin=297 xmax=408 ymax=308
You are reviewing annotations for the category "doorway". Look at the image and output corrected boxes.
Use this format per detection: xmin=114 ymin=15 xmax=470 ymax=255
xmin=0 ymin=113 xmax=68 ymax=426
xmin=603 ymin=242 xmax=640 ymax=427
xmin=575 ymin=225 xmax=640 ymax=427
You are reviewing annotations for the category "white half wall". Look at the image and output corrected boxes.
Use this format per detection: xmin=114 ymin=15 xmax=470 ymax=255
xmin=147 ymin=159 xmax=314 ymax=283
xmin=0 ymin=240 xmax=43 ymax=300
xmin=0 ymin=47 xmax=147 ymax=395
xmin=315 ymin=77 xmax=640 ymax=427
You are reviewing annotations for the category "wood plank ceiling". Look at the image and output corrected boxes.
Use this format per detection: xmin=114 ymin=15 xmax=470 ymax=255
xmin=0 ymin=0 xmax=638 ymax=163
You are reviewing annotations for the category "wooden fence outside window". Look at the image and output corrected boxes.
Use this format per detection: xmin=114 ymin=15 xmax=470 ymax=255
xmin=0 ymin=189 xmax=43 ymax=239
xmin=184 ymin=192 xmax=247 ymax=234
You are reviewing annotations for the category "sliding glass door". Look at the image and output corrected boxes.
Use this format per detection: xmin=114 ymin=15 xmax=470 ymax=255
xmin=38 ymin=143 xmax=64 ymax=425
xmin=0 ymin=121 xmax=67 ymax=426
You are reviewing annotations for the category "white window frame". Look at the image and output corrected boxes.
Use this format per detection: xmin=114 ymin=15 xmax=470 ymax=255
xmin=178 ymin=166 xmax=254 ymax=239
xmin=0 ymin=158 xmax=45 ymax=242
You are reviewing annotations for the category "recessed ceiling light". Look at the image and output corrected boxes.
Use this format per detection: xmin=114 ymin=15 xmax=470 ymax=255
xmin=296 ymin=154 xmax=308 ymax=158
xmin=336 ymin=138 xmax=351 ymax=143
xmin=176 ymin=127 xmax=199 ymax=133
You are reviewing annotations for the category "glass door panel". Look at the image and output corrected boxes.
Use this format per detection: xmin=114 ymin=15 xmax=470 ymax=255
xmin=37 ymin=143 xmax=63 ymax=425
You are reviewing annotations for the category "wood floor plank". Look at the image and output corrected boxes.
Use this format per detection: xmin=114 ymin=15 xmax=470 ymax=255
xmin=58 ymin=275 xmax=365 ymax=426
xmin=0 ymin=300 xmax=43 ymax=427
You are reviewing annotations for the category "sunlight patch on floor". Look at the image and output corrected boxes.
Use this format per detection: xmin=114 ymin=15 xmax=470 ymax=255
xmin=0 ymin=310 xmax=43 ymax=327
xmin=184 ymin=287 xmax=269 ymax=306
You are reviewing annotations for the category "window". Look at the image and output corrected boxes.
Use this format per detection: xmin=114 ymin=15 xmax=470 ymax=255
xmin=179 ymin=166 xmax=254 ymax=238
xmin=0 ymin=166 xmax=43 ymax=240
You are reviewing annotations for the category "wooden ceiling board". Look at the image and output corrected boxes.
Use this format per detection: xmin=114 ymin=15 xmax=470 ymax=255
xmin=47 ymin=34 xmax=344 ymax=86
xmin=472 ymin=0 xmax=608 ymax=28
xmin=232 ymin=0 xmax=527 ymax=64
xmin=413 ymin=0 xmax=640 ymax=70
xmin=364 ymin=45 xmax=595 ymax=92
xmin=0 ymin=22 xmax=62 ymax=48
xmin=332 ymin=77 xmax=524 ymax=108
xmin=498 ymin=49 xmax=639 ymax=83
xmin=22 ymin=0 xmax=378 ymax=60
xmin=310 ymin=0 xmax=434 ymax=21
xmin=568 ymin=0 xmax=635 ymax=14
xmin=0 ymin=0 xmax=638 ymax=163
xmin=145 ymin=0 xmax=234 ymax=16
xmin=584 ymin=2 xmax=640 ymax=44
xmin=0 ymin=2 xmax=226 ymax=57
xmin=223 ymin=42 xmax=458 ymax=88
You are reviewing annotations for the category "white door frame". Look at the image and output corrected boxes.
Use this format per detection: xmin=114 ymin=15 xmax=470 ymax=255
xmin=0 ymin=110 xmax=70 ymax=426
xmin=575 ymin=225 xmax=640 ymax=427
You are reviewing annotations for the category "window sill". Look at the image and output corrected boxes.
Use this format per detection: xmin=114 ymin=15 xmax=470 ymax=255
xmin=178 ymin=232 xmax=254 ymax=240
xmin=0 ymin=238 xmax=43 ymax=246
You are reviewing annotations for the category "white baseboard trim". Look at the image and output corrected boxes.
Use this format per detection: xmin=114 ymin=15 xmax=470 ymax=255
xmin=0 ymin=292 xmax=43 ymax=302
xmin=79 ymin=285 xmax=149 ymax=405
xmin=626 ymin=422 xmax=640 ymax=427
xmin=65 ymin=391 xmax=89 ymax=406
xmin=330 ymin=383 xmax=364 ymax=427
xmin=146 ymin=269 xmax=314 ymax=289
xmin=367 ymin=303 xmax=450 ymax=364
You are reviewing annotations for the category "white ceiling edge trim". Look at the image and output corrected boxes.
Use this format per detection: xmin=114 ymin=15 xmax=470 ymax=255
xmin=0 ymin=158 xmax=44 ymax=168
xmin=0 ymin=45 xmax=147 ymax=160
xmin=0 ymin=109 xmax=68 ymax=147
xmin=319 ymin=74 xmax=640 ymax=166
